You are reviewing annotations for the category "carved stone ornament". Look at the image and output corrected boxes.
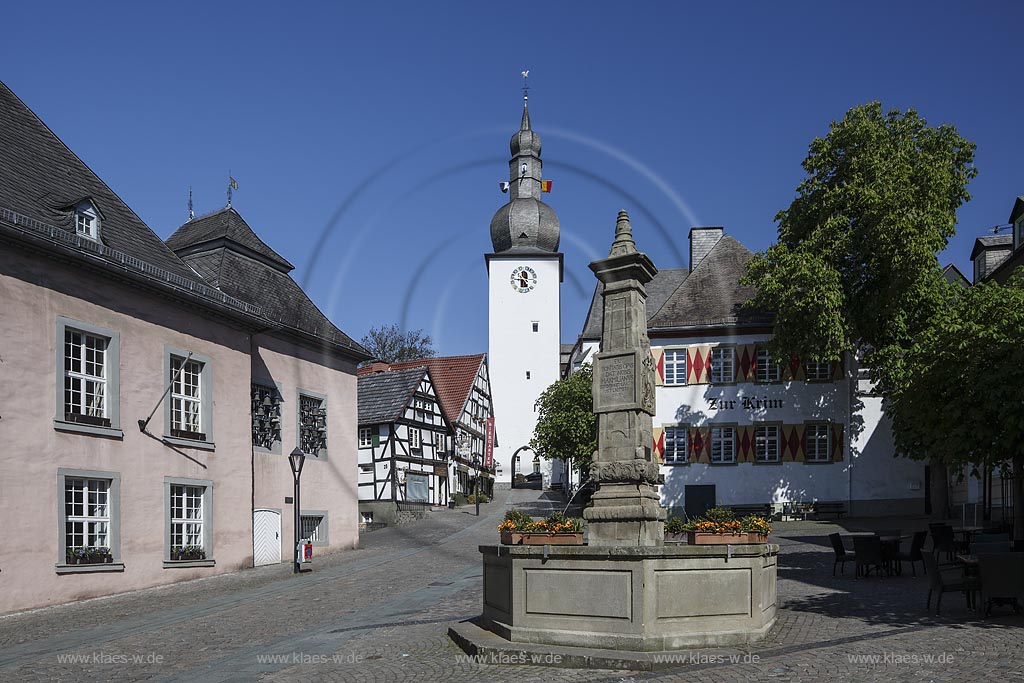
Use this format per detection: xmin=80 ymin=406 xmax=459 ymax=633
xmin=592 ymin=458 xmax=661 ymax=484
xmin=640 ymin=352 xmax=655 ymax=414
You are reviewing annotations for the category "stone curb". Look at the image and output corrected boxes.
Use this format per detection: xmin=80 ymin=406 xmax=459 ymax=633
xmin=448 ymin=619 xmax=746 ymax=671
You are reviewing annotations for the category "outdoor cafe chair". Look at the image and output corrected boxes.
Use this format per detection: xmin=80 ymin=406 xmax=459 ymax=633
xmin=894 ymin=530 xmax=928 ymax=577
xmin=921 ymin=551 xmax=979 ymax=614
xmin=929 ymin=525 xmax=959 ymax=562
xmin=852 ymin=535 xmax=886 ymax=578
xmin=828 ymin=532 xmax=855 ymax=576
xmin=978 ymin=553 xmax=1024 ymax=617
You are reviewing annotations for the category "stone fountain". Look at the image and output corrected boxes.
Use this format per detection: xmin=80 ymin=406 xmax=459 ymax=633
xmin=451 ymin=211 xmax=778 ymax=664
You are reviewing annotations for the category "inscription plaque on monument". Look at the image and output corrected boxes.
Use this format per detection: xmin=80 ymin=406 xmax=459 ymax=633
xmin=599 ymin=355 xmax=634 ymax=404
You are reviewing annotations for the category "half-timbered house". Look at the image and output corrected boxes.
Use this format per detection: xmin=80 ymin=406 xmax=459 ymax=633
xmin=357 ymin=367 xmax=452 ymax=525
xmin=359 ymin=354 xmax=497 ymax=499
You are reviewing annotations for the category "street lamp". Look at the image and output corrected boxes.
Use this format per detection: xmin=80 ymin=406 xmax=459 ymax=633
xmin=288 ymin=447 xmax=306 ymax=574
xmin=472 ymin=455 xmax=482 ymax=517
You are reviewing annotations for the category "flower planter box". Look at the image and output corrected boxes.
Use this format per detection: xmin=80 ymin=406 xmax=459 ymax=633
xmin=686 ymin=531 xmax=768 ymax=545
xmin=500 ymin=531 xmax=584 ymax=546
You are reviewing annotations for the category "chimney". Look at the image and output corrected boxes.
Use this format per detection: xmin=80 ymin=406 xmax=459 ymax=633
xmin=368 ymin=362 xmax=391 ymax=374
xmin=970 ymin=237 xmax=1012 ymax=283
xmin=689 ymin=227 xmax=723 ymax=271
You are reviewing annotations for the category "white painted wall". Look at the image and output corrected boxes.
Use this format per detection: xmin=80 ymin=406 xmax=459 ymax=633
xmin=488 ymin=254 xmax=561 ymax=483
xmin=651 ymin=333 xmax=924 ymax=513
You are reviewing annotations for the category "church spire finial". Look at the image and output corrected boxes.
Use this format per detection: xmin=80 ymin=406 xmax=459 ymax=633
xmin=520 ymin=70 xmax=531 ymax=130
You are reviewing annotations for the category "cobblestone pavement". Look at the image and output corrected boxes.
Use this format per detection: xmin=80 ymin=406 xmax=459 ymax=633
xmin=1 ymin=490 xmax=1021 ymax=682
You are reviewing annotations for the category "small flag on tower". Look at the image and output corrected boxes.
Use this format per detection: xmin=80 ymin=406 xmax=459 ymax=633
xmin=229 ymin=176 xmax=239 ymax=190
xmin=541 ymin=180 xmax=553 ymax=193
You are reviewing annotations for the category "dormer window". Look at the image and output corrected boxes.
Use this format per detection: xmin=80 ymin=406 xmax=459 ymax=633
xmin=73 ymin=201 xmax=100 ymax=240
xmin=1015 ymin=216 xmax=1024 ymax=251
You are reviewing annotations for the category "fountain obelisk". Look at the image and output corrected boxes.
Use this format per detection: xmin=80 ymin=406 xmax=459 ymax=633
xmin=585 ymin=210 xmax=666 ymax=546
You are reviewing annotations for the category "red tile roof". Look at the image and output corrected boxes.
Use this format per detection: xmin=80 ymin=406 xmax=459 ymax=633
xmin=358 ymin=354 xmax=486 ymax=426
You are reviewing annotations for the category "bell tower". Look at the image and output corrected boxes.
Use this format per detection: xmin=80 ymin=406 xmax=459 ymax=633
xmin=486 ymin=94 xmax=563 ymax=484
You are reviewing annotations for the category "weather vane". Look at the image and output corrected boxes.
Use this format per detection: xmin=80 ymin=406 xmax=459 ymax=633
xmin=521 ymin=69 xmax=529 ymax=106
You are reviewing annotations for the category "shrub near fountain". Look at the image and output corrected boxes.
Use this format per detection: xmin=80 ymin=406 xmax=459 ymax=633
xmin=455 ymin=211 xmax=778 ymax=658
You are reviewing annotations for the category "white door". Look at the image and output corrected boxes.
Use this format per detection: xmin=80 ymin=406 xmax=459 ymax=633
xmin=253 ymin=509 xmax=282 ymax=566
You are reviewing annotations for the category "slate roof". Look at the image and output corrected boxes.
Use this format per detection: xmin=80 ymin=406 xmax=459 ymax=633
xmin=177 ymin=247 xmax=366 ymax=357
xmin=358 ymin=354 xmax=487 ymax=427
xmin=969 ymin=234 xmax=1012 ymax=260
xmin=357 ymin=366 xmax=428 ymax=425
xmin=943 ymin=263 xmax=971 ymax=288
xmin=578 ymin=267 xmax=690 ymax=340
xmin=0 ymin=81 xmax=203 ymax=283
xmin=167 ymin=207 xmax=294 ymax=271
xmin=648 ymin=236 xmax=773 ymax=330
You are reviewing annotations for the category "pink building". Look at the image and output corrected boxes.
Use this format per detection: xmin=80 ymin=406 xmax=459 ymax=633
xmin=0 ymin=82 xmax=369 ymax=614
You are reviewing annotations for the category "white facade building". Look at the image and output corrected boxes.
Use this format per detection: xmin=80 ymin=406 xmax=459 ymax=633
xmin=569 ymin=227 xmax=926 ymax=517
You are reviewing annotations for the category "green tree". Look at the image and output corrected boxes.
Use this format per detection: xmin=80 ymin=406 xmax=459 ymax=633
xmin=359 ymin=324 xmax=436 ymax=365
xmin=743 ymin=101 xmax=976 ymax=388
xmin=889 ymin=273 xmax=1024 ymax=543
xmin=742 ymin=102 xmax=977 ymax=518
xmin=530 ymin=365 xmax=596 ymax=475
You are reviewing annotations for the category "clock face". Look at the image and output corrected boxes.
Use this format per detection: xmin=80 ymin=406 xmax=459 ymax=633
xmin=510 ymin=266 xmax=538 ymax=293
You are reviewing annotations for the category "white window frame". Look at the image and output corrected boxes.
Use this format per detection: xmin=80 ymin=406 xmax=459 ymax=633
xmin=54 ymin=317 xmax=121 ymax=437
xmin=409 ymin=427 xmax=422 ymax=450
xmin=163 ymin=347 xmax=214 ymax=449
xmin=663 ymin=349 xmax=687 ymax=386
xmin=805 ymin=360 xmax=832 ymax=382
xmin=73 ymin=201 xmax=100 ymax=240
xmin=664 ymin=426 xmax=688 ymax=464
xmin=358 ymin=427 xmax=373 ymax=448
xmin=710 ymin=426 xmax=736 ymax=464
xmin=56 ymin=468 xmax=123 ymax=573
xmin=805 ymin=424 xmax=831 ymax=462
xmin=754 ymin=424 xmax=781 ymax=463
xmin=710 ymin=347 xmax=735 ymax=384
xmin=163 ymin=477 xmax=214 ymax=568
xmin=755 ymin=348 xmax=781 ymax=383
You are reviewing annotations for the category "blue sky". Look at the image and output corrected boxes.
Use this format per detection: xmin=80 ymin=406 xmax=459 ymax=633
xmin=3 ymin=2 xmax=1021 ymax=355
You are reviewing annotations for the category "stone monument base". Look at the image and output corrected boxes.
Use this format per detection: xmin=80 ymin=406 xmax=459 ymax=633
xmin=468 ymin=543 xmax=778 ymax=653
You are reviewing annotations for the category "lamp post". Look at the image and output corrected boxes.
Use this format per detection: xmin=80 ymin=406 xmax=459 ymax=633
xmin=288 ymin=447 xmax=306 ymax=574
xmin=472 ymin=455 xmax=482 ymax=517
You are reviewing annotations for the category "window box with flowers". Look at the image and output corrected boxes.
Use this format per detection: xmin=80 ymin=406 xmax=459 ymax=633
xmin=498 ymin=511 xmax=584 ymax=545
xmin=170 ymin=545 xmax=207 ymax=562
xmin=666 ymin=506 xmax=771 ymax=545
xmin=65 ymin=546 xmax=114 ymax=565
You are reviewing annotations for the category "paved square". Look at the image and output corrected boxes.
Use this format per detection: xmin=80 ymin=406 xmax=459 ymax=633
xmin=1 ymin=488 xmax=1020 ymax=682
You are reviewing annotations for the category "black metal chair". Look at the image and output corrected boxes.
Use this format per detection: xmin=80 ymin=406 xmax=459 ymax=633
xmin=852 ymin=535 xmax=886 ymax=578
xmin=978 ymin=553 xmax=1024 ymax=617
xmin=828 ymin=532 xmax=855 ymax=576
xmin=929 ymin=524 xmax=958 ymax=563
xmin=894 ymin=530 xmax=928 ymax=576
xmin=921 ymin=551 xmax=979 ymax=614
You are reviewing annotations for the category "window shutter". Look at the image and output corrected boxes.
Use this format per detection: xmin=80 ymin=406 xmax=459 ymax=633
xmin=689 ymin=426 xmax=710 ymax=463
xmin=652 ymin=426 xmax=665 ymax=463
xmin=651 ymin=348 xmax=665 ymax=386
xmin=795 ymin=424 xmax=806 ymax=462
xmin=831 ymin=423 xmax=845 ymax=461
xmin=737 ymin=425 xmax=754 ymax=462
xmin=831 ymin=354 xmax=845 ymax=381
xmin=372 ymin=433 xmax=380 ymax=448
xmin=738 ymin=344 xmax=757 ymax=382
xmin=688 ymin=346 xmax=712 ymax=384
